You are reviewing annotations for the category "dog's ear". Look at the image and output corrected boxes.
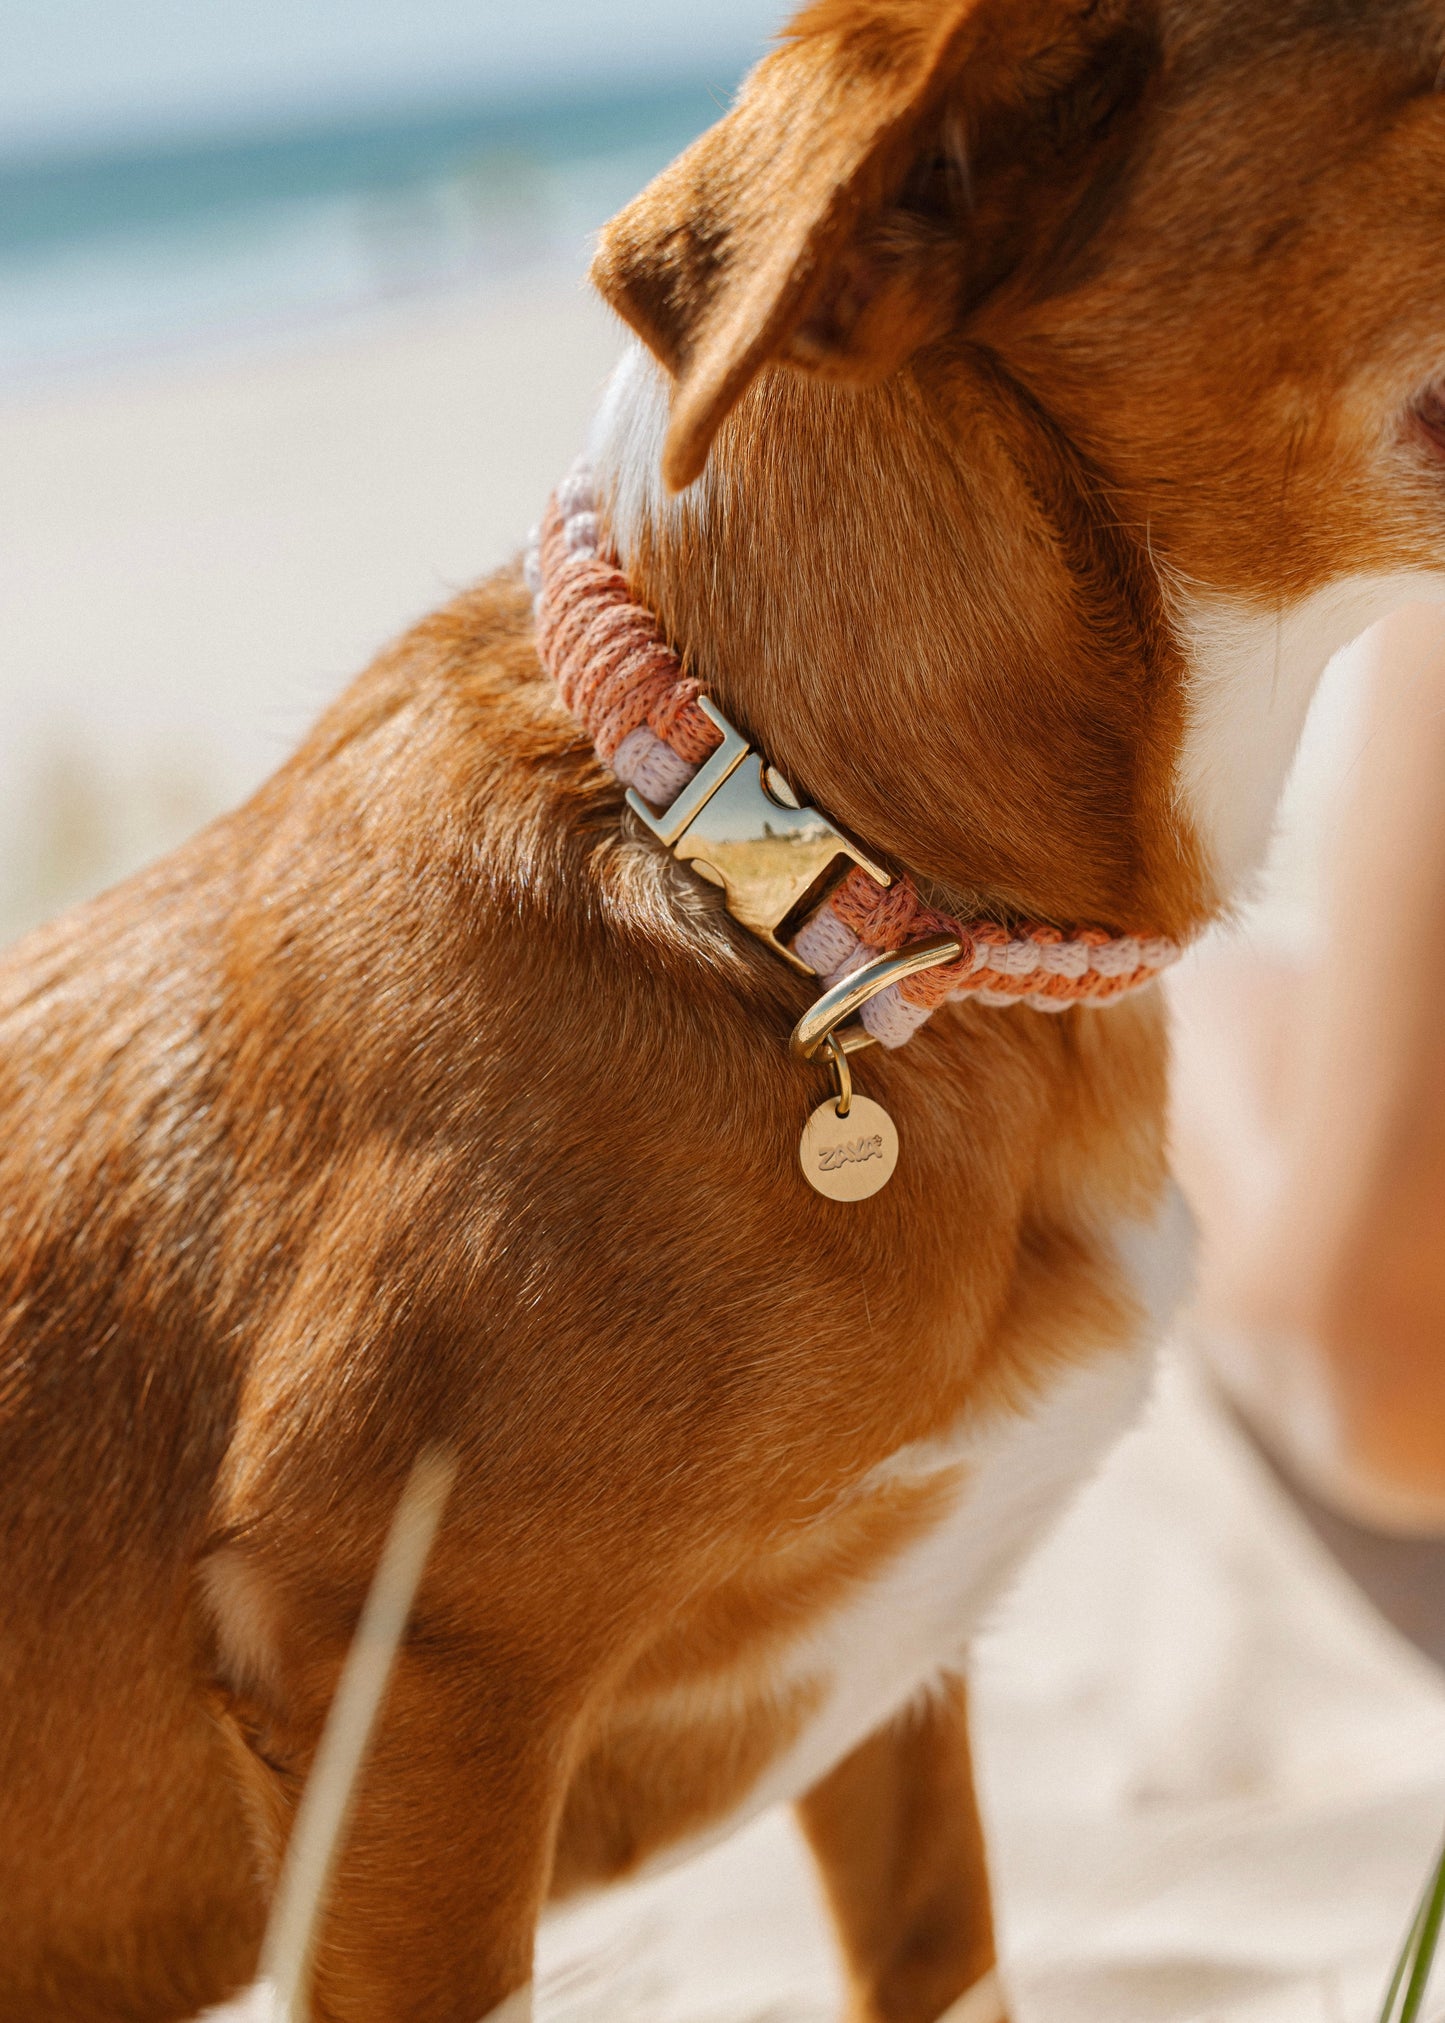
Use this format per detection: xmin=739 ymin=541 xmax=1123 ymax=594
xmin=592 ymin=0 xmax=1150 ymax=490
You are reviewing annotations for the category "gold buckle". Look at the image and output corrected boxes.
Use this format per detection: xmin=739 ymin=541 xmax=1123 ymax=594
xmin=790 ymin=934 xmax=963 ymax=1059
xmin=626 ymin=697 xmax=890 ymax=975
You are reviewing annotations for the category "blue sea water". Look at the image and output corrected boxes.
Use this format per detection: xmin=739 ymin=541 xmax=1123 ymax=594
xmin=0 ymin=74 xmax=736 ymax=383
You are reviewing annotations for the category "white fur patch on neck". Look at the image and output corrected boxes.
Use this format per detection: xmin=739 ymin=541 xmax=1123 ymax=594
xmin=587 ymin=341 xmax=684 ymax=566
xmin=1176 ymin=572 xmax=1445 ymax=899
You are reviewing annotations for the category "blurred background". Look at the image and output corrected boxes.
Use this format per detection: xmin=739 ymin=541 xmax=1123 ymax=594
xmin=0 ymin=0 xmax=784 ymax=945
xmin=0 ymin=0 xmax=1379 ymax=956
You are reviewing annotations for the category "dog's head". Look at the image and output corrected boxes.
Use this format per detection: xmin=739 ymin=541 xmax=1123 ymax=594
xmin=597 ymin=0 xmax=1445 ymax=582
xmin=590 ymin=0 xmax=1445 ymax=919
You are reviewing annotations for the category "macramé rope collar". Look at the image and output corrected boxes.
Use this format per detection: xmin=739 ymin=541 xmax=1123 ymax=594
xmin=526 ymin=463 xmax=1181 ymax=1049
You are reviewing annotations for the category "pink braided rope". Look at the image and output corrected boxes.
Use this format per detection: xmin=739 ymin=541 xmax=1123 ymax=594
xmin=527 ymin=463 xmax=1181 ymax=1047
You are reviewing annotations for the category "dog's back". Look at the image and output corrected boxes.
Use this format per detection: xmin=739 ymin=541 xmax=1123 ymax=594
xmin=0 ymin=814 xmax=264 ymax=2014
xmin=0 ymin=577 xmax=546 ymax=2013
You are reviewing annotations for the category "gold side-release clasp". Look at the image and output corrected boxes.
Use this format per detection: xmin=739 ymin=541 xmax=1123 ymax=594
xmin=626 ymin=696 xmax=890 ymax=974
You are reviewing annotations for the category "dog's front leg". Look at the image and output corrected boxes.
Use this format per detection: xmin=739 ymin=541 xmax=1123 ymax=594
xmin=795 ymin=1675 xmax=1005 ymax=2023
xmin=214 ymin=1621 xmax=570 ymax=2023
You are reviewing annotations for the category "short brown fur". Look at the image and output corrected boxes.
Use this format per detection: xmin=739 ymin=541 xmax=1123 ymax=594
xmin=8 ymin=1 xmax=1445 ymax=2018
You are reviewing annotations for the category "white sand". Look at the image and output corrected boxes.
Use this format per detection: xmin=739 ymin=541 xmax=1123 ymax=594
xmin=0 ymin=280 xmax=623 ymax=945
xmin=4 ymin=288 xmax=1442 ymax=2023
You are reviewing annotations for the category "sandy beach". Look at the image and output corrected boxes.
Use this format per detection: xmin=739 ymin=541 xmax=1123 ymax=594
xmin=4 ymin=280 xmax=1443 ymax=2023
xmin=0 ymin=276 xmax=623 ymax=945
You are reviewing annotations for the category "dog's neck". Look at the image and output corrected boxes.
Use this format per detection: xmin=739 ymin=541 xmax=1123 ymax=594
xmin=594 ymin=344 xmax=1209 ymax=943
xmin=591 ymin=344 xmax=1436 ymax=943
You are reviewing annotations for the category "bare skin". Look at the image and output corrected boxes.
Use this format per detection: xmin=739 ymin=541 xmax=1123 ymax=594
xmin=1172 ymin=603 xmax=1445 ymax=1535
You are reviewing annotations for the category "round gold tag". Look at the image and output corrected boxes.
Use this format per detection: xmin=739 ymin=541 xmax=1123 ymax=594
xmin=799 ymin=1094 xmax=899 ymax=1201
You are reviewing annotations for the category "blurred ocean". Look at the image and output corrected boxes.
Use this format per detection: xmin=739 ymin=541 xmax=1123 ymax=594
xmin=0 ymin=8 xmax=768 ymax=941
xmin=0 ymin=74 xmax=736 ymax=382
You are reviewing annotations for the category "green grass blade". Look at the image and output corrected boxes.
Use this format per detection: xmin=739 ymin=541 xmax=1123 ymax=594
xmin=1381 ymin=1900 xmax=1427 ymax=2023
xmin=1401 ymin=1843 xmax=1445 ymax=2023
xmin=1381 ymin=1839 xmax=1445 ymax=2023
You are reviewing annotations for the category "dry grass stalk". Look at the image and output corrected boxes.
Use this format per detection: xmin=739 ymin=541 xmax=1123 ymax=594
xmin=258 ymin=1448 xmax=458 ymax=2023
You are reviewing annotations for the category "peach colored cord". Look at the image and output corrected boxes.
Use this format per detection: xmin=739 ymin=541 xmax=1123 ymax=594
xmin=527 ymin=466 xmax=1180 ymax=1047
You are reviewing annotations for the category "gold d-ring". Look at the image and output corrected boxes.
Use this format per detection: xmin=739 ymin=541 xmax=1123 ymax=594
xmin=790 ymin=934 xmax=963 ymax=1061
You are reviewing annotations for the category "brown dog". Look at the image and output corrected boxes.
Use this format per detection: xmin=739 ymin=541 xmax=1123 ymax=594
xmin=6 ymin=1 xmax=1445 ymax=2018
